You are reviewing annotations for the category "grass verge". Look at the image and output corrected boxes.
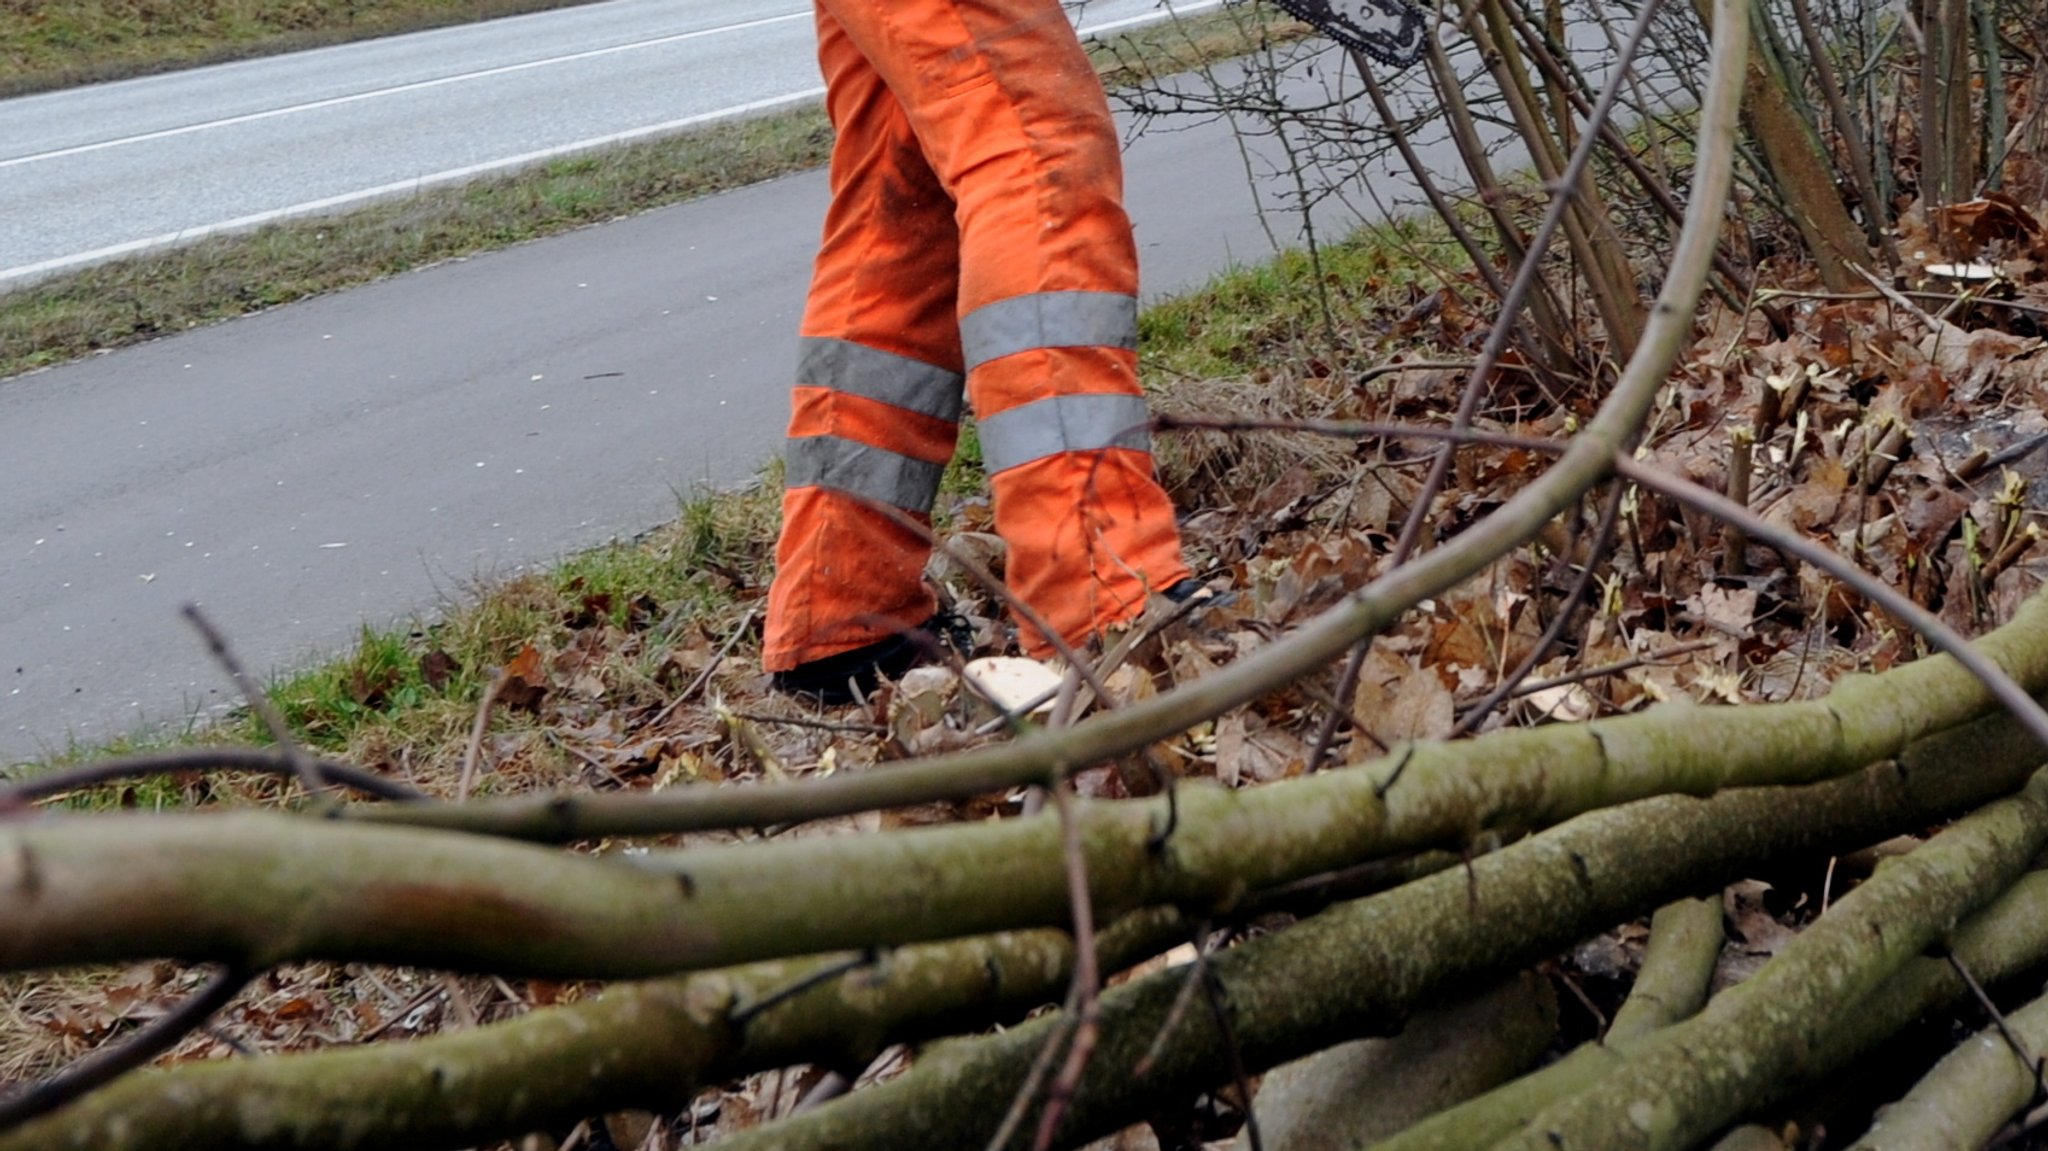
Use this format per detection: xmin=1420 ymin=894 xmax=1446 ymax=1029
xmin=3 ymin=207 xmax=1454 ymax=777
xmin=0 ymin=0 xmax=617 ymax=98
xmin=0 ymin=8 xmax=1305 ymax=384
xmin=0 ymin=109 xmax=835 ymax=381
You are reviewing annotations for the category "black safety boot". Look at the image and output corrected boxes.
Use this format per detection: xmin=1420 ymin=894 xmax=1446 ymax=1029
xmin=771 ymin=613 xmax=974 ymax=705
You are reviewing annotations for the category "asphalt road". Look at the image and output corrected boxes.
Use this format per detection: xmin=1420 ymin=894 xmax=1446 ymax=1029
xmin=0 ymin=3 xmax=1553 ymax=762
xmin=0 ymin=0 xmax=1218 ymax=282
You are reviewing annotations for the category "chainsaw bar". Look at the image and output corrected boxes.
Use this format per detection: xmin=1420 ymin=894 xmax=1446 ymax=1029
xmin=1268 ymin=0 xmax=1431 ymax=68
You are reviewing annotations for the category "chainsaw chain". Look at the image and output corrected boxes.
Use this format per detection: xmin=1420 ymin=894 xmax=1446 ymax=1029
xmin=1267 ymin=0 xmax=1431 ymax=68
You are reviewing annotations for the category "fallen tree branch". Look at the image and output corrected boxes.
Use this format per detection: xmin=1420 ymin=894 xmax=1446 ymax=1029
xmin=18 ymin=695 xmax=2048 ymax=1150
xmin=1603 ymin=897 xmax=1723 ymax=1046
xmin=1848 ymin=974 xmax=2048 ymax=1148
xmin=19 ymin=675 xmax=2048 ymax=1146
xmin=1496 ymin=772 xmax=2048 ymax=1149
xmin=1243 ymin=972 xmax=1558 ymax=1150
xmin=709 ymin=731 xmax=2048 ymax=1151
xmin=341 ymin=4 xmax=1741 ymax=846
xmin=0 ymin=909 xmax=1184 ymax=1151
xmin=1371 ymin=896 xmax=1726 ymax=1151
xmin=0 ymin=747 xmax=421 ymax=806
xmin=14 ymin=583 xmax=2048 ymax=977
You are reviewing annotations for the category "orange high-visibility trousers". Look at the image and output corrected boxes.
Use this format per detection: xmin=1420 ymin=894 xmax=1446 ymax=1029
xmin=762 ymin=0 xmax=1192 ymax=670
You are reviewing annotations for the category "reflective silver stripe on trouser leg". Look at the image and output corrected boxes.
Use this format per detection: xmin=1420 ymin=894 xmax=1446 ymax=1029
xmin=958 ymin=291 xmax=1139 ymax=371
xmin=958 ymin=291 xmax=1152 ymax=474
xmin=785 ymin=436 xmax=946 ymax=512
xmin=798 ymin=337 xmax=966 ymax=423
xmin=786 ymin=337 xmax=962 ymax=511
xmin=976 ymin=394 xmax=1154 ymax=474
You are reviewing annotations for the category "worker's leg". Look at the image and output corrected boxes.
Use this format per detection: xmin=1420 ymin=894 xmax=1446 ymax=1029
xmin=815 ymin=0 xmax=1190 ymax=656
xmin=762 ymin=4 xmax=966 ymax=673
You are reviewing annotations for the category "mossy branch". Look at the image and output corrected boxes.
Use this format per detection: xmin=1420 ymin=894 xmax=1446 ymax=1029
xmin=1364 ymin=897 xmax=1725 ymax=1151
xmin=1604 ymin=897 xmax=1724 ymax=1045
xmin=10 ymin=586 xmax=2048 ymax=978
xmin=1498 ymin=774 xmax=2048 ymax=1150
xmin=1847 ymin=980 xmax=2048 ymax=1147
xmin=14 ymin=698 xmax=2048 ymax=1150
xmin=1244 ymin=973 xmax=1558 ymax=1151
xmin=712 ymin=736 xmax=2048 ymax=1151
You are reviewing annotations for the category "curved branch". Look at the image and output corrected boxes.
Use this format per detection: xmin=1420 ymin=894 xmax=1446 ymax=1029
xmin=0 ymin=964 xmax=251 ymax=1130
xmin=1615 ymin=456 xmax=2048 ymax=754
xmin=0 ymin=747 xmax=422 ymax=806
xmin=14 ymin=572 xmax=2048 ymax=978
xmin=181 ymin=604 xmax=326 ymax=799
xmin=17 ymin=710 xmax=2048 ymax=1151
xmin=352 ymin=19 xmax=1736 ymax=845
xmin=348 ymin=9 xmax=1741 ymax=846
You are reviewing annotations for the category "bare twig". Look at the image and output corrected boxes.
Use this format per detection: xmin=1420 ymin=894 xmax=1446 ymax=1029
xmin=1450 ymin=482 xmax=1627 ymax=737
xmin=457 ymin=669 xmax=512 ymax=804
xmin=1946 ymin=950 xmax=2045 ymax=1091
xmin=985 ymin=999 xmax=1081 ymax=1151
xmin=1754 ymin=287 xmax=2048 ymax=321
xmin=728 ymin=952 xmax=878 ymax=1030
xmin=1354 ymin=359 xmax=1535 ymax=386
xmin=1963 ymin=432 xmax=2048 ymax=483
xmin=1200 ymin=958 xmax=1263 ymax=1151
xmin=354 ymin=983 xmax=445 ymax=1044
xmin=721 ymin=710 xmax=890 ymax=736
xmin=1134 ymin=924 xmax=1216 ymax=1079
xmin=1032 ymin=784 xmax=1105 ymax=1151
xmin=864 ymin=501 xmax=1117 ymax=716
xmin=0 ymin=746 xmax=421 ymax=806
xmin=181 ymin=604 xmax=326 ymax=800
xmin=1724 ymin=426 xmax=1755 ymax=574
xmin=1509 ymin=640 xmax=1719 ymax=698
xmin=1305 ymin=642 xmax=1373 ymax=772
xmin=1615 ymin=457 xmax=2048 ymax=752
xmin=1151 ymin=414 xmax=1558 ymax=466
xmin=0 ymin=964 xmax=251 ymax=1130
xmin=649 ymin=606 xmax=758 ymax=728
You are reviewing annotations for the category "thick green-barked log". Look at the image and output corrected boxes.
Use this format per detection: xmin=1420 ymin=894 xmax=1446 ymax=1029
xmin=712 ymin=728 xmax=2048 ymax=1151
xmin=11 ymin=589 xmax=2048 ymax=980
xmin=1494 ymin=773 xmax=2048 ymax=1150
xmin=13 ymin=690 xmax=2048 ymax=1151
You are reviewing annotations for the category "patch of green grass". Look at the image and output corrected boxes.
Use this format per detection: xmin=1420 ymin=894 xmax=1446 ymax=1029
xmin=0 ymin=0 xmax=618 ymax=97
xmin=1094 ymin=8 xmax=1312 ymax=91
xmin=0 ymin=109 xmax=837 ymax=382
xmin=1139 ymin=214 xmax=1469 ymax=380
xmin=236 ymin=480 xmax=781 ymax=761
xmin=941 ymin=418 xmax=985 ymax=499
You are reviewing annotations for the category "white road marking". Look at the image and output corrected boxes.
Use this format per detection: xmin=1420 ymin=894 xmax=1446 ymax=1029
xmin=1078 ymin=0 xmax=1226 ymax=38
xmin=0 ymin=0 xmax=1229 ymax=286
xmin=0 ymin=89 xmax=826 ymax=285
xmin=0 ymin=9 xmax=813 ymax=169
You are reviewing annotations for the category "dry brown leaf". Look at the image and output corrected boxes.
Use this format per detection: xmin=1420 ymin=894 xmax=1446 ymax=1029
xmin=1917 ymin=320 xmax=2042 ymax=401
xmin=498 ymin=643 xmax=548 ymax=714
xmin=1372 ymin=666 xmax=1455 ymax=746
xmin=1688 ymin=585 xmax=1758 ymax=635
